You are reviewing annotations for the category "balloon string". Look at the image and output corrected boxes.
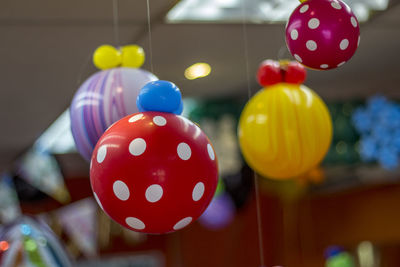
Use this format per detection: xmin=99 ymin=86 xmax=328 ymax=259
xmin=240 ymin=1 xmax=266 ymax=267
xmin=146 ymin=0 xmax=155 ymax=73
xmin=254 ymin=172 xmax=266 ymax=267
xmin=112 ymin=0 xmax=120 ymax=48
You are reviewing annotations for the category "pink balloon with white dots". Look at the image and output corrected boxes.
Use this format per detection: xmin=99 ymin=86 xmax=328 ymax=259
xmin=286 ymin=0 xmax=360 ymax=70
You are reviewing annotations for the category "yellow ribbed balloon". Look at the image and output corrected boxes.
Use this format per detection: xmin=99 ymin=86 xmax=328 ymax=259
xmin=238 ymin=83 xmax=332 ymax=179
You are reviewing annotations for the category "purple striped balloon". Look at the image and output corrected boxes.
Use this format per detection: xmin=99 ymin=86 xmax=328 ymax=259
xmin=70 ymin=67 xmax=157 ymax=161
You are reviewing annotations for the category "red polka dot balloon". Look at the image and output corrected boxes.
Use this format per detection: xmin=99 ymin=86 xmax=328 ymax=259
xmin=90 ymin=80 xmax=218 ymax=234
xmin=286 ymin=0 xmax=360 ymax=70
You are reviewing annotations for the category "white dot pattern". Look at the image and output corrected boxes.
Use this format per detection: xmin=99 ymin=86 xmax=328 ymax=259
xmin=113 ymin=180 xmax=130 ymax=201
xmin=129 ymin=138 xmax=146 ymax=156
xmin=192 ymin=182 xmax=205 ymax=201
xmin=153 ymin=116 xmax=167 ymax=126
xmin=290 ymin=29 xmax=298 ymax=40
xmin=97 ymin=145 xmax=107 ymax=163
xmin=294 ymin=54 xmax=303 ymax=62
xmin=306 ymin=40 xmax=317 ymax=51
xmin=308 ymin=18 xmax=320 ymax=29
xmin=340 ymin=39 xmax=349 ymax=50
xmin=177 ymin=143 xmax=191 ymax=160
xmin=351 ymin=17 xmax=357 ymax=27
xmin=331 ymin=1 xmax=341 ymax=9
xmin=320 ymin=64 xmax=329 ymax=69
xmin=126 ymin=217 xmax=145 ymax=230
xmin=337 ymin=61 xmax=346 ymax=67
xmin=173 ymin=217 xmax=193 ymax=230
xmin=207 ymin=144 xmax=215 ymax=160
xmin=358 ymin=36 xmax=360 ymax=47
xmin=129 ymin=114 xmax=143 ymax=123
xmin=299 ymin=4 xmax=309 ymax=13
xmin=145 ymin=184 xmax=163 ymax=203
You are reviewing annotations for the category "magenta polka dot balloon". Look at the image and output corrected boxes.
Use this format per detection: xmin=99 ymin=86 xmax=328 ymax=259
xmin=286 ymin=0 xmax=360 ymax=70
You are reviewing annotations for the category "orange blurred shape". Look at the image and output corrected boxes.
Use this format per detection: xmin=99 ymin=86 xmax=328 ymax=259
xmin=0 ymin=241 xmax=9 ymax=251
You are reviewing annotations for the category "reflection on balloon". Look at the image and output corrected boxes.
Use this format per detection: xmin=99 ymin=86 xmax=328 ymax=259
xmin=286 ymin=0 xmax=360 ymax=70
xmin=238 ymin=82 xmax=332 ymax=179
xmin=137 ymin=80 xmax=183 ymax=115
xmin=90 ymin=81 xmax=218 ymax=234
xmin=70 ymin=68 xmax=157 ymax=161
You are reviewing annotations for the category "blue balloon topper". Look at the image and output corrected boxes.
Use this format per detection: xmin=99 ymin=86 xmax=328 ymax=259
xmin=137 ymin=80 xmax=183 ymax=115
xmin=324 ymin=246 xmax=344 ymax=259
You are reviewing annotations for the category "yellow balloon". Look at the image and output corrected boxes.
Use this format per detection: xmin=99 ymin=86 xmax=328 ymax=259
xmin=93 ymin=45 xmax=122 ymax=70
xmin=238 ymin=83 xmax=332 ymax=179
xmin=121 ymin=45 xmax=145 ymax=68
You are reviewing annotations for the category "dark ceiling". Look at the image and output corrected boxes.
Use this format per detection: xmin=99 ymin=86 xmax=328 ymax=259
xmin=0 ymin=0 xmax=399 ymax=171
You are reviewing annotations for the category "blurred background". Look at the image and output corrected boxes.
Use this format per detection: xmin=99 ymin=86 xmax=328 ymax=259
xmin=0 ymin=0 xmax=400 ymax=266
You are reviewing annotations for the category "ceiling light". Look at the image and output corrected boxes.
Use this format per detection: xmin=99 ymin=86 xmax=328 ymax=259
xmin=167 ymin=0 xmax=388 ymax=23
xmin=185 ymin=63 xmax=211 ymax=80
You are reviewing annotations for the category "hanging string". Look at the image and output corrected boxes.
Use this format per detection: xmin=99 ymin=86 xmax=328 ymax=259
xmin=240 ymin=1 xmax=266 ymax=267
xmin=278 ymin=44 xmax=291 ymax=61
xmin=76 ymin=0 xmax=120 ymax=89
xmin=112 ymin=0 xmax=120 ymax=47
xmin=146 ymin=0 xmax=155 ymax=73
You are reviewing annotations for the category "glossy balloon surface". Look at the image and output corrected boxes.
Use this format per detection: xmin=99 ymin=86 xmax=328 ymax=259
xmin=90 ymin=112 xmax=218 ymax=234
xmin=238 ymin=83 xmax=332 ymax=179
xmin=257 ymin=60 xmax=282 ymax=87
xmin=286 ymin=0 xmax=360 ymax=70
xmin=284 ymin=61 xmax=307 ymax=84
xmin=93 ymin=45 xmax=121 ymax=70
xmin=121 ymin=45 xmax=145 ymax=68
xmin=70 ymin=67 xmax=157 ymax=161
xmin=137 ymin=80 xmax=183 ymax=115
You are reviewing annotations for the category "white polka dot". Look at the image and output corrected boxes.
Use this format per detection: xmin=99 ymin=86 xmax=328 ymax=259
xmin=145 ymin=184 xmax=163 ymax=203
xmin=320 ymin=64 xmax=329 ymax=69
xmin=177 ymin=143 xmax=191 ymax=160
xmin=192 ymin=182 xmax=205 ymax=201
xmin=126 ymin=217 xmax=145 ymax=230
xmin=97 ymin=145 xmax=107 ymax=163
xmin=358 ymin=36 xmax=360 ymax=47
xmin=306 ymin=40 xmax=317 ymax=51
xmin=153 ymin=116 xmax=167 ymax=126
xmin=94 ymin=193 xmax=104 ymax=210
xmin=351 ymin=17 xmax=357 ymax=27
xmin=207 ymin=144 xmax=215 ymax=160
xmin=290 ymin=29 xmax=298 ymax=40
xmin=331 ymin=1 xmax=342 ymax=9
xmin=340 ymin=39 xmax=349 ymax=50
xmin=113 ymin=180 xmax=130 ymax=200
xmin=129 ymin=138 xmax=146 ymax=156
xmin=129 ymin=113 xmax=143 ymax=123
xmin=173 ymin=217 xmax=193 ymax=230
xmin=337 ymin=61 xmax=346 ymax=67
xmin=299 ymin=4 xmax=309 ymax=13
xmin=308 ymin=18 xmax=320 ymax=29
xmin=294 ymin=54 xmax=303 ymax=63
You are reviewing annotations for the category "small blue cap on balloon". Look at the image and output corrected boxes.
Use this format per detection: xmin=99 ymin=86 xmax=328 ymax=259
xmin=137 ymin=80 xmax=183 ymax=115
xmin=324 ymin=246 xmax=344 ymax=259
